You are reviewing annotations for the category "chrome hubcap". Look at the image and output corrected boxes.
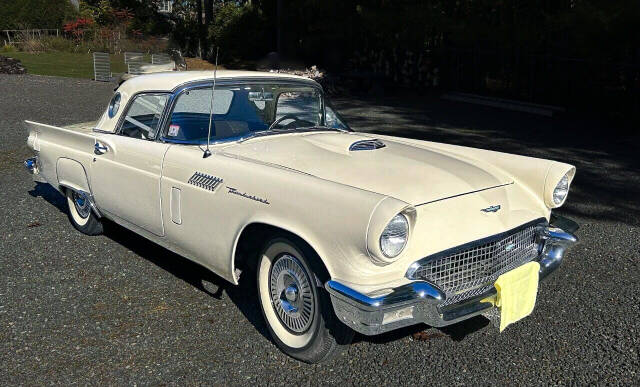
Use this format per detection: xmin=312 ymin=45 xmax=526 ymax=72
xmin=285 ymin=285 xmax=298 ymax=302
xmin=269 ymin=254 xmax=315 ymax=333
xmin=72 ymin=191 xmax=91 ymax=219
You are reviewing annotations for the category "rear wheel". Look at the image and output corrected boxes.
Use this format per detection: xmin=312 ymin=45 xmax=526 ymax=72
xmin=256 ymin=235 xmax=354 ymax=363
xmin=66 ymin=189 xmax=103 ymax=235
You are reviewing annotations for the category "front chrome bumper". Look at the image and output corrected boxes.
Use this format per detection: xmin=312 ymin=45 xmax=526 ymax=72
xmin=325 ymin=220 xmax=578 ymax=336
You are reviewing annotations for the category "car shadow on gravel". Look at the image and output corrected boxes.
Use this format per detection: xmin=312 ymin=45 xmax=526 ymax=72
xmin=26 ymin=181 xmax=274 ymax=343
xmin=25 ymin=185 xmax=238 ymax=309
xmin=27 ymin=182 xmax=495 ymax=346
xmin=353 ymin=315 xmax=490 ymax=345
xmin=25 ymin=181 xmax=492 ymax=347
xmin=100 ymin=220 xmax=274 ymax=342
xmin=28 ymin=182 xmax=67 ymax=214
xmin=104 ymin=216 xmax=494 ymax=347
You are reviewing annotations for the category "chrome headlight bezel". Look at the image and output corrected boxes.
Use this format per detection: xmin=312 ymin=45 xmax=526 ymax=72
xmin=552 ymin=172 xmax=570 ymax=206
xmin=379 ymin=213 xmax=409 ymax=259
xmin=544 ymin=167 xmax=575 ymax=208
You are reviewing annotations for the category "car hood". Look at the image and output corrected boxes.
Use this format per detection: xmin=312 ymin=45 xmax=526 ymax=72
xmin=223 ymin=132 xmax=513 ymax=205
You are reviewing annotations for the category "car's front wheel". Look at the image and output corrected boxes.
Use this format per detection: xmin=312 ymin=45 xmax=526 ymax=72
xmin=65 ymin=188 xmax=103 ymax=235
xmin=256 ymin=235 xmax=354 ymax=363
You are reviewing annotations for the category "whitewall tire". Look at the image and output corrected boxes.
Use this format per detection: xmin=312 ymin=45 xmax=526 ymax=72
xmin=66 ymin=189 xmax=103 ymax=235
xmin=257 ymin=235 xmax=354 ymax=363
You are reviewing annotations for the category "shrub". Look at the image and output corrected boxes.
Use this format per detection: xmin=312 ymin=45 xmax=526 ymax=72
xmin=42 ymin=36 xmax=77 ymax=52
xmin=18 ymin=38 xmax=46 ymax=53
xmin=63 ymin=18 xmax=95 ymax=42
xmin=0 ymin=44 xmax=17 ymax=53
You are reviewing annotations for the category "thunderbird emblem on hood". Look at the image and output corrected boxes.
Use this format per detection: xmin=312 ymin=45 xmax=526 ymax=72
xmin=481 ymin=205 xmax=501 ymax=213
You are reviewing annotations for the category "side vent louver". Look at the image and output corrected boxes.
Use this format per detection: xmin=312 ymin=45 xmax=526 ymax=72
xmin=349 ymin=139 xmax=386 ymax=151
xmin=188 ymin=172 xmax=223 ymax=191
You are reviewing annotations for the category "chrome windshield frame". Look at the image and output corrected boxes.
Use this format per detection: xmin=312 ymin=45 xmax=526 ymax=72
xmin=157 ymin=77 xmax=328 ymax=145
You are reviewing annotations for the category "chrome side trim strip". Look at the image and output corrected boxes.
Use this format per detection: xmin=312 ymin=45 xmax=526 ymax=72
xmin=414 ymin=182 xmax=514 ymax=207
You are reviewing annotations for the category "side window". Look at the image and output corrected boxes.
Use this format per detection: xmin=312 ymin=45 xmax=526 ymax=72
xmin=119 ymin=94 xmax=169 ymax=140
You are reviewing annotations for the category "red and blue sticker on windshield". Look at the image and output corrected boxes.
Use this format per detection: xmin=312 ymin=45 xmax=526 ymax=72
xmin=168 ymin=124 xmax=180 ymax=137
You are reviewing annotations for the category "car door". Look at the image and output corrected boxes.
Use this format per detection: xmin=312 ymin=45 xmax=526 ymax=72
xmin=91 ymin=93 xmax=171 ymax=236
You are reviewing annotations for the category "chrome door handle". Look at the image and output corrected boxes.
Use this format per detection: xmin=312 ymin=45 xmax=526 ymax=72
xmin=94 ymin=142 xmax=108 ymax=155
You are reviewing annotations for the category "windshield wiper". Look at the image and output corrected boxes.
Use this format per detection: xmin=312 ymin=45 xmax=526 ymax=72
xmin=236 ymin=129 xmax=274 ymax=143
xmin=237 ymin=126 xmax=345 ymax=143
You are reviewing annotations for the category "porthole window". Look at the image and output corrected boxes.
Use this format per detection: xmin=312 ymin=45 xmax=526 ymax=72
xmin=108 ymin=93 xmax=121 ymax=118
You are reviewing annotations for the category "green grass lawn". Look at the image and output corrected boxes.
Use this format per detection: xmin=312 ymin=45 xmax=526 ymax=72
xmin=5 ymin=52 xmax=130 ymax=79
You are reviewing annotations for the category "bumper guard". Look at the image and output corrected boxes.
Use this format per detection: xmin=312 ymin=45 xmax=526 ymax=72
xmin=325 ymin=219 xmax=578 ymax=336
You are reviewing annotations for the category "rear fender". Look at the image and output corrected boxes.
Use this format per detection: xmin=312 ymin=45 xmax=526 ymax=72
xmin=56 ymin=158 xmax=91 ymax=193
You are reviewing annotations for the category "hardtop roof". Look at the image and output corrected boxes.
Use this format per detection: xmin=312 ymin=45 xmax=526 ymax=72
xmin=119 ymin=70 xmax=319 ymax=94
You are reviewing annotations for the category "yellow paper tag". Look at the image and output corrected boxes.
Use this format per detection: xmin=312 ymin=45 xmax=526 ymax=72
xmin=494 ymin=261 xmax=540 ymax=332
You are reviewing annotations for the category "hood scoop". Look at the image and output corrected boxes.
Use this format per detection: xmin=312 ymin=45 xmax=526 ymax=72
xmin=349 ymin=139 xmax=386 ymax=151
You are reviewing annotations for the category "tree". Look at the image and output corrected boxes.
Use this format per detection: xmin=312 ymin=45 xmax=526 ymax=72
xmin=79 ymin=0 xmax=170 ymax=35
xmin=0 ymin=0 xmax=78 ymax=30
xmin=195 ymin=0 xmax=204 ymax=57
xmin=204 ymin=0 xmax=214 ymax=25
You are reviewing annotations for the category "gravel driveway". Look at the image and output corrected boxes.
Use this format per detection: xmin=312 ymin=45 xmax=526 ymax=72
xmin=1 ymin=74 xmax=638 ymax=385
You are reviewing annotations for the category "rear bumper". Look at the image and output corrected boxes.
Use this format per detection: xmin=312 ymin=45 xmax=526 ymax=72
xmin=325 ymin=220 xmax=578 ymax=336
xmin=24 ymin=157 xmax=38 ymax=174
xmin=24 ymin=156 xmax=47 ymax=183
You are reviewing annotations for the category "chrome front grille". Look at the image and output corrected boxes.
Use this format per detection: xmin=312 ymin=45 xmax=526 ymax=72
xmin=408 ymin=224 xmax=541 ymax=307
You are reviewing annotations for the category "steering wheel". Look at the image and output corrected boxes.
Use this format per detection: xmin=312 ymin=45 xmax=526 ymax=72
xmin=268 ymin=114 xmax=310 ymax=130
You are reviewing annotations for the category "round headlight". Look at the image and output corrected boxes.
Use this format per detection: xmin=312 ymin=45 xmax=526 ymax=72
xmin=380 ymin=214 xmax=409 ymax=258
xmin=553 ymin=172 xmax=570 ymax=205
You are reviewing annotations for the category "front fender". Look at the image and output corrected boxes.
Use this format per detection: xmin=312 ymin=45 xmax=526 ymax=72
xmin=375 ymin=135 xmax=575 ymax=213
xmin=161 ymin=145 xmax=391 ymax=285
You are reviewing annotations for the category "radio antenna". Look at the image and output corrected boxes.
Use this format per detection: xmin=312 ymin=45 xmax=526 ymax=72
xmin=203 ymin=47 xmax=219 ymax=158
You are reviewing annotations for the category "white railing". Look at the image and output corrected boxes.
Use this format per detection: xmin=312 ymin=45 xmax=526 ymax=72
xmin=2 ymin=29 xmax=60 ymax=45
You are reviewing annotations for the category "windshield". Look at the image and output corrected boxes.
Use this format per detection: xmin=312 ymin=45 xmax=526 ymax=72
xmin=164 ymin=82 xmax=347 ymax=144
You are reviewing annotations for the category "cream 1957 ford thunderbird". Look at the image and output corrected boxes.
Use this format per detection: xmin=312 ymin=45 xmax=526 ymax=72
xmin=24 ymin=71 xmax=578 ymax=363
